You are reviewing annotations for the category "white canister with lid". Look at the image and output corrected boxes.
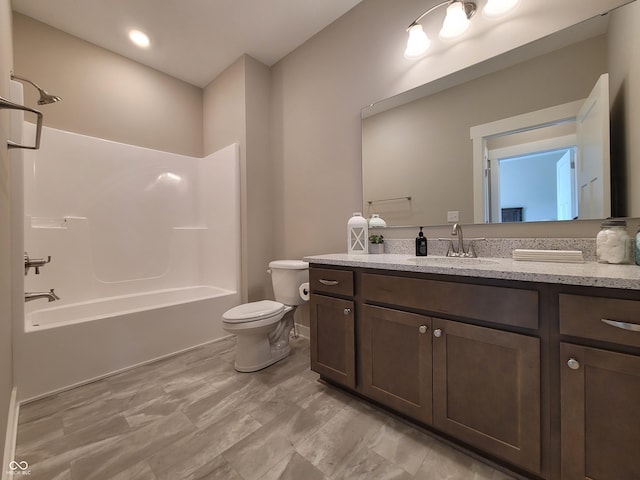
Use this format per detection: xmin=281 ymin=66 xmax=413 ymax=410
xmin=596 ymin=219 xmax=631 ymax=264
xmin=369 ymin=214 xmax=387 ymax=228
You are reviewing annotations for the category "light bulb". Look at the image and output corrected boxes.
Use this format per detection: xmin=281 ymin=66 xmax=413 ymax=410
xmin=484 ymin=0 xmax=519 ymax=17
xmin=129 ymin=30 xmax=150 ymax=48
xmin=404 ymin=24 xmax=431 ymax=59
xmin=440 ymin=2 xmax=471 ymax=39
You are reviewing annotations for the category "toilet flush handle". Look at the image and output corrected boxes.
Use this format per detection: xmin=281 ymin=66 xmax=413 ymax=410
xmin=267 ymin=269 xmax=272 ymax=275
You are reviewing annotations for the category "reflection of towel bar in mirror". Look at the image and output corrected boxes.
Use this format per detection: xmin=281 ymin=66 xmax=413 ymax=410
xmin=367 ymin=196 xmax=411 ymax=205
xmin=0 ymin=96 xmax=43 ymax=150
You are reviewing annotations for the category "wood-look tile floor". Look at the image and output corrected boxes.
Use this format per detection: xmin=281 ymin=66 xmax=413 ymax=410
xmin=15 ymin=336 xmax=517 ymax=480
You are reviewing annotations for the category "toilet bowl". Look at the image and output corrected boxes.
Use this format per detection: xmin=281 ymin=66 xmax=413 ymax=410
xmin=222 ymin=260 xmax=309 ymax=372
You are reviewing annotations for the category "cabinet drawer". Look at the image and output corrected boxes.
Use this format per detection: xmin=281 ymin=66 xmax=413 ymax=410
xmin=362 ymin=273 xmax=538 ymax=329
xmin=310 ymin=268 xmax=354 ymax=297
xmin=559 ymin=294 xmax=640 ymax=348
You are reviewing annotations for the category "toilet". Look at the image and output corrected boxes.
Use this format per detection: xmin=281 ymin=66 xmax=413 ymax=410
xmin=222 ymin=260 xmax=309 ymax=372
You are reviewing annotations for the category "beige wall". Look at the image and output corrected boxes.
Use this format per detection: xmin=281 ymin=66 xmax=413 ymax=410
xmin=0 ymin=0 xmax=13 ymax=466
xmin=244 ymin=57 xmax=275 ymax=301
xmin=203 ymin=55 xmax=273 ymax=303
xmin=270 ymin=0 xmax=635 ymax=258
xmin=13 ymin=14 xmax=203 ymax=157
xmin=363 ymin=35 xmax=607 ymax=226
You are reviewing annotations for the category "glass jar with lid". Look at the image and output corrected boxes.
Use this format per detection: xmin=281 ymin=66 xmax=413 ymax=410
xmin=596 ymin=219 xmax=631 ymax=264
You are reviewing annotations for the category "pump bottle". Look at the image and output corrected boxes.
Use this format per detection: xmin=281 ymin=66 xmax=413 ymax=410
xmin=416 ymin=227 xmax=427 ymax=256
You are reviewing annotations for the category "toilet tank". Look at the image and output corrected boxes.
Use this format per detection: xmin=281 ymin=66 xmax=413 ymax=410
xmin=269 ymin=260 xmax=309 ymax=306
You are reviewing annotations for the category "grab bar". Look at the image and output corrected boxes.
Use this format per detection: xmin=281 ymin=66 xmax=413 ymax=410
xmin=0 ymin=95 xmax=43 ymax=150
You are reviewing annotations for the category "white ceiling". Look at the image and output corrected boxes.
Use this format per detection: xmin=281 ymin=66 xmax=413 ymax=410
xmin=11 ymin=0 xmax=362 ymax=88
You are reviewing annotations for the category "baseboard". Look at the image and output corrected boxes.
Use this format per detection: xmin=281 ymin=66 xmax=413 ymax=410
xmin=294 ymin=322 xmax=310 ymax=339
xmin=1 ymin=387 xmax=19 ymax=480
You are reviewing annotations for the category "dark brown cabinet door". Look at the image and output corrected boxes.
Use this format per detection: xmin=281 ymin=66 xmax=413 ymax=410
xmin=432 ymin=318 xmax=541 ymax=475
xmin=560 ymin=343 xmax=640 ymax=480
xmin=360 ymin=305 xmax=433 ymax=425
xmin=310 ymin=294 xmax=356 ymax=389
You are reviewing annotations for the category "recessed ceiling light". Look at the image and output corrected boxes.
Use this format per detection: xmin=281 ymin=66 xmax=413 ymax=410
xmin=129 ymin=30 xmax=150 ymax=48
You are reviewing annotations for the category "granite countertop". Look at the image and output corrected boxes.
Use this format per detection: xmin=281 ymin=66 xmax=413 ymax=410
xmin=303 ymin=253 xmax=640 ymax=291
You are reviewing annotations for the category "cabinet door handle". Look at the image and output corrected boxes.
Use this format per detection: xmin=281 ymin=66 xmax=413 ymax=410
xmin=433 ymin=329 xmax=442 ymax=338
xmin=319 ymin=279 xmax=340 ymax=286
xmin=344 ymin=308 xmax=352 ymax=315
xmin=601 ymin=318 xmax=640 ymax=332
xmin=567 ymin=358 xmax=580 ymax=370
xmin=419 ymin=325 xmax=428 ymax=334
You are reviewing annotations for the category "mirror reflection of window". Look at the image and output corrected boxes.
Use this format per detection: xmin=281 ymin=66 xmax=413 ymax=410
xmin=492 ymin=146 xmax=577 ymax=223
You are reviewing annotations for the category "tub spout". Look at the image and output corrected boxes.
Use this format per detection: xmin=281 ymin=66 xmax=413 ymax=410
xmin=25 ymin=289 xmax=60 ymax=303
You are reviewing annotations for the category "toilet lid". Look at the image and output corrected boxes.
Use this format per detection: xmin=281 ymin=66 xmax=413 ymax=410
xmin=223 ymin=300 xmax=284 ymax=323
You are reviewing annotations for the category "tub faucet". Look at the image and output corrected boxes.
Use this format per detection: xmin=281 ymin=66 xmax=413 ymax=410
xmin=25 ymin=289 xmax=60 ymax=303
xmin=24 ymin=252 xmax=51 ymax=275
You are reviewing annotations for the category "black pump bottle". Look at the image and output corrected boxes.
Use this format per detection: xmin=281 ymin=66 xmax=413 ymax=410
xmin=416 ymin=227 xmax=427 ymax=256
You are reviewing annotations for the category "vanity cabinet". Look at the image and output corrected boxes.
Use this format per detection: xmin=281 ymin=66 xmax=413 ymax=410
xmin=309 ymin=268 xmax=356 ymax=389
xmin=360 ymin=272 xmax=542 ymax=475
xmin=308 ymin=259 xmax=640 ymax=480
xmin=360 ymin=304 xmax=433 ymax=424
xmin=432 ymin=318 xmax=541 ymax=474
xmin=558 ymin=292 xmax=640 ymax=480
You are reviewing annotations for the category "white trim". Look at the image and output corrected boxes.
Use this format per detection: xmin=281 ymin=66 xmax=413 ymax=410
xmin=294 ymin=322 xmax=310 ymax=339
xmin=488 ymin=134 xmax=577 ymax=161
xmin=470 ymin=100 xmax=583 ymax=140
xmin=2 ymin=388 xmax=19 ymax=480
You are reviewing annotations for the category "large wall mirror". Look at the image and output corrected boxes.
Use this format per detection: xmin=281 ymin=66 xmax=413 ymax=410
xmin=362 ymin=0 xmax=639 ymax=227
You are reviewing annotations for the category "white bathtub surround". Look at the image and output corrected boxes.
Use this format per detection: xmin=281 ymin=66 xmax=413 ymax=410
xmin=16 ymin=125 xmax=241 ymax=401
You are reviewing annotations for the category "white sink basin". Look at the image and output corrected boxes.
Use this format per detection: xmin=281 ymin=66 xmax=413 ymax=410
xmin=408 ymin=256 xmax=499 ymax=266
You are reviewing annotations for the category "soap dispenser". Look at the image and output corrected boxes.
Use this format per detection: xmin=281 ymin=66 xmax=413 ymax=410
xmin=416 ymin=227 xmax=427 ymax=256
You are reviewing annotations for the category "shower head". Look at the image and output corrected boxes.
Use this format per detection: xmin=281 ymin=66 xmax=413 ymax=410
xmin=11 ymin=73 xmax=62 ymax=105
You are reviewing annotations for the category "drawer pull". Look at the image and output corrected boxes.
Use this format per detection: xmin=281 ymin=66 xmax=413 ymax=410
xmin=601 ymin=319 xmax=640 ymax=332
xmin=433 ymin=328 xmax=442 ymax=338
xmin=419 ymin=325 xmax=428 ymax=334
xmin=319 ymin=279 xmax=340 ymax=286
xmin=567 ymin=358 xmax=580 ymax=370
xmin=344 ymin=308 xmax=352 ymax=315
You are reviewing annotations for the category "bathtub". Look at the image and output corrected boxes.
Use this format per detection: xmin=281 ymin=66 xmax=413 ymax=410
xmin=26 ymin=286 xmax=228 ymax=331
xmin=17 ymin=286 xmax=240 ymax=401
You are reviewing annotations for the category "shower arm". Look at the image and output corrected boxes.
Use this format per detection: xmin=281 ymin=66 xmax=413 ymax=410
xmin=0 ymin=95 xmax=43 ymax=150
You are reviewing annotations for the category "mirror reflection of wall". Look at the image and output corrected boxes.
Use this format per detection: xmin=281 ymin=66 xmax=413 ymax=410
xmin=362 ymin=0 xmax=640 ymax=227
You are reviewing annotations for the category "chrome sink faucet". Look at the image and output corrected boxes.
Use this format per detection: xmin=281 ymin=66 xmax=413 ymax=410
xmin=440 ymin=224 xmax=485 ymax=258
xmin=451 ymin=223 xmax=464 ymax=256
xmin=25 ymin=289 xmax=60 ymax=303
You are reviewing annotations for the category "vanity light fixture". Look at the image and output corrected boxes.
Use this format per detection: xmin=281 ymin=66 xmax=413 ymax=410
xmin=404 ymin=0 xmax=518 ymax=59
xmin=129 ymin=29 xmax=150 ymax=48
xmin=484 ymin=0 xmax=519 ymax=17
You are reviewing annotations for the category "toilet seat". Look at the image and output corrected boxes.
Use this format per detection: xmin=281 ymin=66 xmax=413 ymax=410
xmin=223 ymin=300 xmax=284 ymax=324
